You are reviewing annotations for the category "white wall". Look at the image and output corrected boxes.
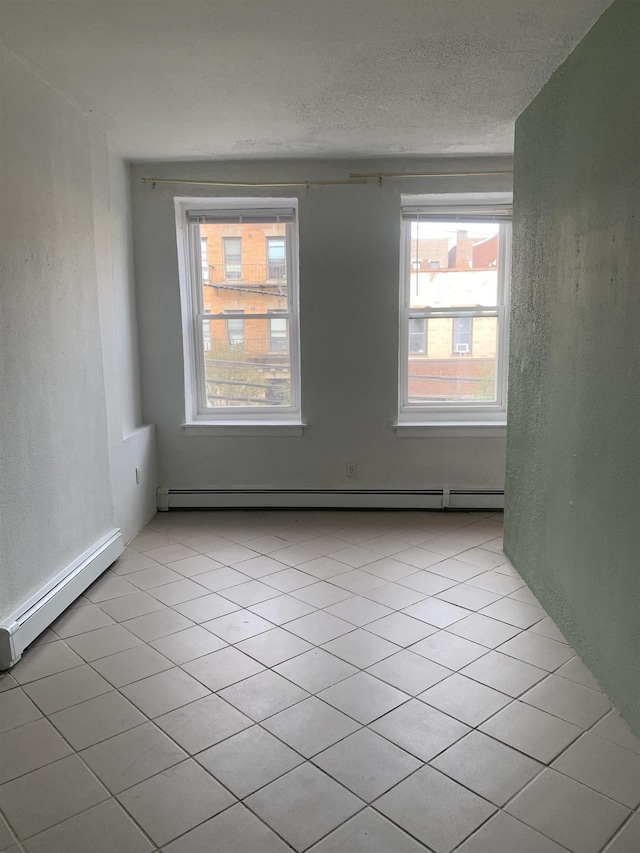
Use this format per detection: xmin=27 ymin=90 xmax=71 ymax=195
xmin=91 ymin=138 xmax=157 ymax=543
xmin=130 ymin=158 xmax=511 ymax=496
xmin=505 ymin=0 xmax=640 ymax=734
xmin=0 ymin=45 xmax=156 ymax=624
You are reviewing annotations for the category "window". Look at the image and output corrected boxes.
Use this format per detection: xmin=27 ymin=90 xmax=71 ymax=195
xmin=225 ymin=310 xmax=245 ymax=346
xmin=269 ymin=312 xmax=288 ymax=351
xmin=201 ymin=237 xmax=209 ymax=283
xmin=452 ymin=317 xmax=472 ymax=355
xmin=267 ymin=237 xmax=286 ymax=279
xmin=176 ymin=199 xmax=300 ymax=422
xmin=409 ymin=318 xmax=427 ymax=354
xmin=399 ymin=204 xmax=511 ymax=422
xmin=223 ymin=237 xmax=242 ymax=280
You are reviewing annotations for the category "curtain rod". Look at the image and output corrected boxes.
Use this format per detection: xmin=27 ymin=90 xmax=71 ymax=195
xmin=349 ymin=169 xmax=512 ymax=184
xmin=142 ymin=177 xmax=367 ymax=188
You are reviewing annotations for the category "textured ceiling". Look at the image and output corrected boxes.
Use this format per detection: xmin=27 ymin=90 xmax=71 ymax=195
xmin=0 ymin=0 xmax=612 ymax=160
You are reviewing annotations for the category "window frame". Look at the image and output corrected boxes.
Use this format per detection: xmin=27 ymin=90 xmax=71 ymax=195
xmin=175 ymin=197 xmax=301 ymax=424
xmin=398 ymin=205 xmax=512 ymax=424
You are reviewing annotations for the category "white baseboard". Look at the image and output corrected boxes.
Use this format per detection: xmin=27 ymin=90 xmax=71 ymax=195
xmin=0 ymin=529 xmax=123 ymax=670
xmin=157 ymin=488 xmax=504 ymax=511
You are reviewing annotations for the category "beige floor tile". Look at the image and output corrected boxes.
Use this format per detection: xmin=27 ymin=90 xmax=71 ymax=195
xmin=183 ymin=646 xmax=264 ymax=691
xmin=193 ymin=566 xmax=249 ymax=592
xmin=460 ymin=650 xmax=546 ymax=696
xmin=552 ymin=733 xmax=640 ymax=808
xmin=149 ymin=625 xmax=226 ymax=664
xmin=81 ymin=721 xmax=187 ymax=793
xmin=121 ymin=667 xmax=210 ymax=718
xmin=126 ymin=565 xmax=184 ymax=590
xmin=375 ymin=765 xmax=496 ymax=853
xmin=555 ymin=655 xmax=603 ymax=691
xmin=365 ymin=612 xmax=437 ymax=646
xmin=591 ymin=709 xmax=640 ymax=754
xmin=307 ymin=808 xmax=430 ymax=853
xmin=156 ymin=692 xmax=252 ymax=754
xmin=367 ymin=649 xmax=451 ymax=695
xmin=318 ymin=672 xmax=409 ymax=724
xmin=403 ymin=597 xmax=471 ymax=628
xmin=0 ymin=815 xmax=15 ymax=850
xmin=362 ymin=582 xmax=426 ymax=609
xmin=23 ymin=664 xmax=111 ymax=714
xmin=202 ymin=608 xmax=275 ymax=643
xmin=0 ymin=688 xmax=43 ymax=733
xmin=322 ymin=629 xmax=400 ymax=669
xmin=0 ymin=718 xmax=71 ymax=784
xmin=219 ymin=669 xmax=308 ymax=721
xmin=65 ymin=624 xmax=142 ymax=662
xmin=97 ymin=591 xmax=165 ymax=622
xmin=51 ymin=603 xmax=115 ymax=638
xmin=0 ymin=673 xmax=17 ymax=694
xmin=411 ymin=631 xmax=487 ymax=670
xmin=263 ymin=696 xmax=360 ymax=757
xmin=456 ymin=811 xmax=569 ymax=853
xmin=292 ymin=581 xmax=353 ymax=608
xmin=148 ymin=578 xmax=210 ymax=606
xmin=49 ymin=690 xmax=146 ymax=749
xmin=480 ymin=597 xmax=545 ymax=629
xmin=393 ymin=547 xmax=447 ymax=570
xmin=397 ymin=570 xmax=457 ymax=596
xmin=431 ymin=730 xmax=543 ymax=805
xmin=286 ymin=610 xmax=355 ymax=645
xmin=23 ymin=799 xmax=153 ymax=853
xmin=249 ymin=593 xmax=316 ymax=624
xmin=162 ymin=803 xmax=290 ymax=853
xmin=143 ymin=544 xmax=199 ymax=565
xmin=262 ymin=567 xmax=317 ymax=593
xmin=419 ymin=673 xmax=511 ymax=726
xmin=370 ymin=698 xmax=469 ymax=762
xmin=122 ymin=608 xmax=194 ymax=642
xmin=498 ymin=631 xmax=575 ymax=671
xmin=10 ymin=641 xmax=82 ymax=685
xmin=506 ymin=768 xmax=629 ymax=853
xmin=92 ymin=644 xmax=173 ymax=687
xmin=313 ymin=728 xmax=421 ymax=801
xmin=602 ymin=813 xmax=640 ymax=853
xmin=245 ymin=763 xmax=362 ymax=852
xmin=235 ymin=626 xmax=312 ymax=666
xmin=435 ymin=583 xmax=501 ymax=611
xmin=173 ymin=591 xmax=239 ymax=622
xmin=521 ymin=674 xmax=611 ymax=728
xmin=273 ymin=648 xmax=358 ymax=693
xmin=0 ymin=755 xmax=109 ymax=839
xmin=84 ymin=573 xmax=139 ymax=603
xmin=480 ymin=701 xmax=582 ymax=763
xmin=446 ymin=612 xmax=521 ymax=648
xmin=359 ymin=557 xmax=418 ymax=582
xmin=165 ymin=553 xmax=223 ymax=578
xmin=197 ymin=725 xmax=304 ymax=797
xmin=118 ymin=759 xmax=235 ymax=847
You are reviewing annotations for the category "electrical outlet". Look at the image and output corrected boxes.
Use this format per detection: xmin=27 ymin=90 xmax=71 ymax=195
xmin=346 ymin=462 xmax=357 ymax=477
xmin=135 ymin=467 xmax=141 ymax=484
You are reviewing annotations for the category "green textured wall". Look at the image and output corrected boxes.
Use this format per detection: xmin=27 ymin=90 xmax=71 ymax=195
xmin=505 ymin=0 xmax=640 ymax=734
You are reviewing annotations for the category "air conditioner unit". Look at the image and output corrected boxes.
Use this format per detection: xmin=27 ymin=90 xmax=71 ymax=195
xmin=454 ymin=343 xmax=469 ymax=353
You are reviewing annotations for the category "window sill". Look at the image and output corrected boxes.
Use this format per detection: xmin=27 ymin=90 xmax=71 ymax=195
xmin=181 ymin=421 xmax=306 ymax=437
xmin=393 ymin=422 xmax=506 ymax=438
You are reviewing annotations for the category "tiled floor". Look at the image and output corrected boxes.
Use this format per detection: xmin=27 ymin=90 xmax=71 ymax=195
xmin=1 ymin=510 xmax=639 ymax=852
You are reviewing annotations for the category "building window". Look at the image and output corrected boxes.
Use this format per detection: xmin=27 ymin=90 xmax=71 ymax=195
xmin=176 ymin=199 xmax=300 ymax=420
xmin=267 ymin=237 xmax=286 ymax=279
xmin=225 ymin=310 xmax=245 ymax=346
xmin=452 ymin=317 xmax=472 ymax=355
xmin=269 ymin=312 xmax=288 ymax=351
xmin=399 ymin=203 xmax=511 ymax=422
xmin=223 ymin=237 xmax=242 ymax=280
xmin=409 ymin=318 xmax=427 ymax=354
xmin=201 ymin=237 xmax=209 ymax=283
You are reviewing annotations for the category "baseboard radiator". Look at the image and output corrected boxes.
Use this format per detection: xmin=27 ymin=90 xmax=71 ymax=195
xmin=0 ymin=529 xmax=123 ymax=670
xmin=157 ymin=488 xmax=504 ymax=511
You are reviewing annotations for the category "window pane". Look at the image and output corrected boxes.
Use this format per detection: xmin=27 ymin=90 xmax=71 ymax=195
xmin=407 ymin=316 xmax=498 ymax=403
xmin=203 ymin=317 xmax=291 ymax=408
xmin=200 ymin=223 xmax=288 ymax=309
xmin=409 ymin=221 xmax=499 ymax=309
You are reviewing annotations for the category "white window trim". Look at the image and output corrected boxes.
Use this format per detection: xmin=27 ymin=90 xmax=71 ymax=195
xmin=175 ymin=197 xmax=303 ymax=428
xmin=397 ymin=202 xmax=512 ymax=427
